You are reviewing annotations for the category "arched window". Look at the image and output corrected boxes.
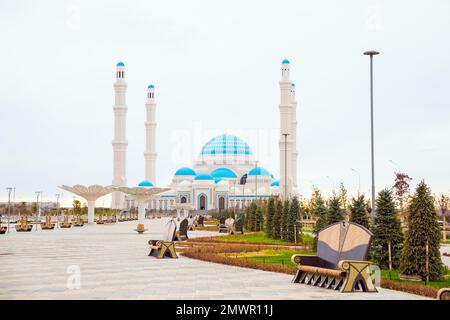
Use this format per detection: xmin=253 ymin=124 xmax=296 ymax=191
xmin=199 ymin=195 xmax=206 ymax=210
xmin=180 ymin=196 xmax=187 ymax=204
xmin=219 ymin=196 xmax=225 ymax=210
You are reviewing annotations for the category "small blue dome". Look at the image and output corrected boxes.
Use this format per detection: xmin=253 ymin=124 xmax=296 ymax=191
xmin=271 ymin=180 xmax=280 ymax=187
xmin=117 ymin=61 xmax=125 ymax=67
xmin=248 ymin=167 xmax=272 ymax=176
xmin=282 ymin=59 xmax=290 ymax=64
xmin=148 ymin=84 xmax=155 ymax=89
xmin=292 ymin=83 xmax=295 ymax=87
xmin=194 ymin=173 xmax=214 ymax=181
xmin=174 ymin=167 xmax=196 ymax=176
xmin=210 ymin=167 xmax=238 ymax=179
xmin=138 ymin=180 xmax=153 ymax=187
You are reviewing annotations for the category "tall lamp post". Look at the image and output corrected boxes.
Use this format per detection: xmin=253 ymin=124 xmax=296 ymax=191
xmin=255 ymin=160 xmax=259 ymax=201
xmin=364 ymin=50 xmax=380 ymax=217
xmin=6 ymin=187 xmax=13 ymax=233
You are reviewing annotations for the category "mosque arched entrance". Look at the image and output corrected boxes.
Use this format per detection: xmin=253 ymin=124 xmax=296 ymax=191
xmin=199 ymin=194 xmax=207 ymax=210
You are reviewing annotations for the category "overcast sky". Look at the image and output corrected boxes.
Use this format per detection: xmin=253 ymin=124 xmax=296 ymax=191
xmin=1 ymin=0 xmax=449 ymax=205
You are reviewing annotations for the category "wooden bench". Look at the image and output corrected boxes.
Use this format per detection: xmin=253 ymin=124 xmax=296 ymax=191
xmin=291 ymin=221 xmax=377 ymax=293
xmin=0 ymin=220 xmax=7 ymax=234
xmin=437 ymin=288 xmax=450 ymax=300
xmin=225 ymin=217 xmax=235 ymax=234
xmin=195 ymin=215 xmax=204 ymax=227
xmin=74 ymin=215 xmax=84 ymax=227
xmin=148 ymin=220 xmax=178 ymax=259
xmin=176 ymin=218 xmax=189 ymax=241
xmin=218 ymin=217 xmax=228 ymax=233
xmin=232 ymin=217 xmax=244 ymax=235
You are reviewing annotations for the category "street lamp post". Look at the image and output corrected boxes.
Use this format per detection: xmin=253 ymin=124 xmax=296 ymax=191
xmin=6 ymin=187 xmax=13 ymax=233
xmin=364 ymin=50 xmax=380 ymax=217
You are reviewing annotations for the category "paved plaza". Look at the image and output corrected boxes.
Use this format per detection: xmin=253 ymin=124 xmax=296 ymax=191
xmin=0 ymin=218 xmax=428 ymax=300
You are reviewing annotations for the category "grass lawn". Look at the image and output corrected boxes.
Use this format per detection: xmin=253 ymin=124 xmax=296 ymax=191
xmin=381 ymin=269 xmax=450 ymax=289
xmin=234 ymin=249 xmax=315 ymax=267
xmin=209 ymin=231 xmax=315 ymax=246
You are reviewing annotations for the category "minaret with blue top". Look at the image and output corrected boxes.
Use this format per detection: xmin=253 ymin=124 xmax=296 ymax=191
xmin=279 ymin=59 xmax=293 ymax=200
xmin=144 ymin=84 xmax=157 ymax=184
xmin=111 ymin=61 xmax=128 ymax=209
xmin=290 ymin=82 xmax=298 ymax=192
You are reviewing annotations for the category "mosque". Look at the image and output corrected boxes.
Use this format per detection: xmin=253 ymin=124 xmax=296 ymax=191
xmin=110 ymin=59 xmax=298 ymax=211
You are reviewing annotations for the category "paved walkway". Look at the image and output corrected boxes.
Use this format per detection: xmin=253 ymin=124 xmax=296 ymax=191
xmin=0 ymin=218 xmax=427 ymax=300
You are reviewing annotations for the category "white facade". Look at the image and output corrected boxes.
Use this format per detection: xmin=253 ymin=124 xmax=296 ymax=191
xmin=111 ymin=62 xmax=128 ymax=209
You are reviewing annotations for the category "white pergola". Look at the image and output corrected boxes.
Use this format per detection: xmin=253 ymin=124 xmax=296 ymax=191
xmin=117 ymin=186 xmax=170 ymax=227
xmin=59 ymin=185 xmax=114 ymax=223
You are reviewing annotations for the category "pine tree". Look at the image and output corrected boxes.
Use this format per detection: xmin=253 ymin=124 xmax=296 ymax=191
xmin=400 ymin=181 xmax=443 ymax=281
xmin=248 ymin=202 xmax=258 ymax=232
xmin=312 ymin=192 xmax=328 ymax=244
xmin=349 ymin=194 xmax=370 ymax=229
xmin=281 ymin=200 xmax=289 ymax=241
xmin=371 ymin=189 xmax=404 ymax=269
xmin=273 ymin=200 xmax=283 ymax=239
xmin=265 ymin=198 xmax=275 ymax=237
xmin=327 ymin=195 xmax=344 ymax=224
xmin=255 ymin=206 xmax=264 ymax=231
xmin=287 ymin=196 xmax=301 ymax=243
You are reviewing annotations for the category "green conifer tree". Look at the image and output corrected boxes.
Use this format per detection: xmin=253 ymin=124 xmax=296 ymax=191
xmin=265 ymin=198 xmax=275 ymax=237
xmin=287 ymin=196 xmax=301 ymax=243
xmin=312 ymin=192 xmax=328 ymax=245
xmin=400 ymin=182 xmax=443 ymax=280
xmin=349 ymin=194 xmax=370 ymax=229
xmin=255 ymin=206 xmax=264 ymax=231
xmin=327 ymin=195 xmax=344 ymax=224
xmin=281 ymin=200 xmax=289 ymax=241
xmin=273 ymin=200 xmax=283 ymax=239
xmin=371 ymin=189 xmax=404 ymax=269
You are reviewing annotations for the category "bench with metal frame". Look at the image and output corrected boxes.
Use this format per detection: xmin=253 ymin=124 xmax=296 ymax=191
xmin=148 ymin=220 xmax=178 ymax=259
xmin=291 ymin=221 xmax=377 ymax=293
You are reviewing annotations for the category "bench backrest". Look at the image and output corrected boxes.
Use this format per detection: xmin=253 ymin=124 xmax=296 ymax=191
xmin=163 ymin=220 xmax=178 ymax=241
xmin=317 ymin=221 xmax=372 ymax=269
xmin=198 ymin=215 xmax=204 ymax=224
xmin=225 ymin=218 xmax=235 ymax=227
xmin=219 ymin=217 xmax=226 ymax=225
xmin=179 ymin=218 xmax=188 ymax=236
xmin=234 ymin=217 xmax=244 ymax=232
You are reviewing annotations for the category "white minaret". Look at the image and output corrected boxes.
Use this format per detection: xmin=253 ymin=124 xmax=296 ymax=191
xmin=279 ymin=59 xmax=293 ymax=200
xmin=111 ymin=61 xmax=128 ymax=209
xmin=144 ymin=84 xmax=157 ymax=183
xmin=290 ymin=82 xmax=298 ymax=192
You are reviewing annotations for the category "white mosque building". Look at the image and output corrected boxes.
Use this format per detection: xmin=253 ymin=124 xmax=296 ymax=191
xmin=111 ymin=59 xmax=298 ymax=211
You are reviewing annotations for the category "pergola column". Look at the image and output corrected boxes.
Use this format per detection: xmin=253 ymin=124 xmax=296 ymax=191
xmin=87 ymin=200 xmax=96 ymax=223
xmin=137 ymin=200 xmax=146 ymax=225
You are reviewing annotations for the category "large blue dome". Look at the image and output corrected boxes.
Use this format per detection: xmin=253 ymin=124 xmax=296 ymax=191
xmin=174 ymin=167 xmax=196 ymax=176
xmin=210 ymin=167 xmax=238 ymax=179
xmin=200 ymin=134 xmax=252 ymax=156
xmin=248 ymin=167 xmax=271 ymax=176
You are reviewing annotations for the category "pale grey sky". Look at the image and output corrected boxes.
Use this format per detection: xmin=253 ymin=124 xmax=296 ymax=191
xmin=1 ymin=0 xmax=449 ymax=205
